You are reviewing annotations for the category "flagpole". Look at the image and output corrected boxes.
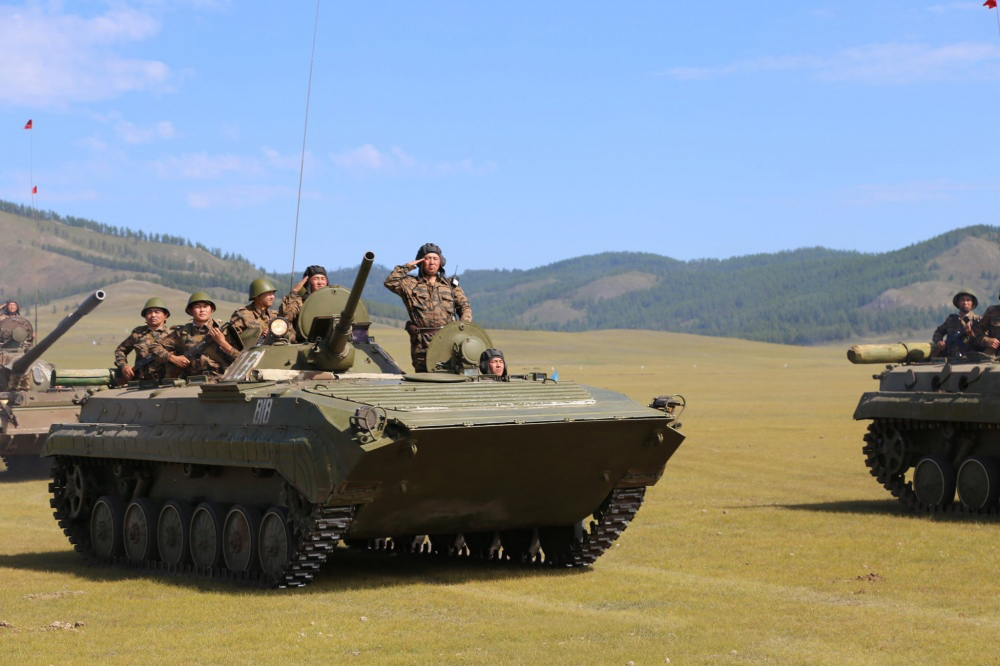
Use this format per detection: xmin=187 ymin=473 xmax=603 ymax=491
xmin=30 ymin=124 xmax=38 ymax=336
xmin=289 ymin=0 xmax=321 ymax=290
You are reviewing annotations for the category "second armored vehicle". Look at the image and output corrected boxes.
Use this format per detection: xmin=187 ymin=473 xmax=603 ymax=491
xmin=0 ymin=291 xmax=110 ymax=477
xmin=850 ymin=342 xmax=1000 ymax=513
xmin=43 ymin=254 xmax=686 ymax=588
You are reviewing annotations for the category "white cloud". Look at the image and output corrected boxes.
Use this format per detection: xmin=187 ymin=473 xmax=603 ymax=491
xmin=330 ymin=144 xmax=492 ymax=175
xmin=186 ymin=184 xmax=291 ymax=209
xmin=0 ymin=4 xmax=172 ymax=107
xmin=151 ymin=152 xmax=262 ymax=179
xmin=661 ymin=42 xmax=1000 ymax=85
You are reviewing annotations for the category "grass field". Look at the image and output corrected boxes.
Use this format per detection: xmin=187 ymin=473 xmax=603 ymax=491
xmin=2 ymin=305 xmax=998 ymax=664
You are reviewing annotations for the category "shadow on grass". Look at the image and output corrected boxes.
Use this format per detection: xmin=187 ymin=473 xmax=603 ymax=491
xmin=0 ymin=545 xmax=590 ymax=594
xmin=780 ymin=499 xmax=1000 ymax=522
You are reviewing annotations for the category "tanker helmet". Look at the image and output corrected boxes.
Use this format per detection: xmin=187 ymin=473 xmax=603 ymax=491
xmin=248 ymin=278 xmax=278 ymax=301
xmin=186 ymin=291 xmax=217 ymax=315
xmin=416 ymin=242 xmax=446 ymax=274
xmin=141 ymin=297 xmax=171 ymax=318
xmin=954 ymin=291 xmax=978 ymax=310
xmin=303 ymin=265 xmax=327 ymax=279
xmin=479 ymin=348 xmax=508 ymax=379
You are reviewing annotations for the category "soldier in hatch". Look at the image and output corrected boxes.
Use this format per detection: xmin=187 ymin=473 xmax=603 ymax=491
xmin=277 ymin=265 xmax=329 ymax=337
xmin=384 ymin=243 xmax=472 ymax=372
xmin=229 ymin=278 xmax=285 ymax=349
xmin=0 ymin=301 xmax=34 ymax=349
xmin=932 ymin=290 xmax=980 ymax=357
xmin=151 ymin=292 xmax=240 ymax=379
xmin=479 ymin=348 xmax=508 ymax=380
xmin=114 ymin=297 xmax=172 ymax=382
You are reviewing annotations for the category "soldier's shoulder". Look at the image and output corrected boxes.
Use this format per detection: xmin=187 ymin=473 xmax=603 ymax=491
xmin=130 ymin=324 xmax=149 ymax=334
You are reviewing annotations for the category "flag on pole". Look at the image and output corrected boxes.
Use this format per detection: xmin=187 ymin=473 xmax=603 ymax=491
xmin=986 ymin=0 xmax=997 ymax=9
xmin=32 ymin=186 xmax=37 ymax=194
xmin=23 ymin=119 xmax=32 ymax=129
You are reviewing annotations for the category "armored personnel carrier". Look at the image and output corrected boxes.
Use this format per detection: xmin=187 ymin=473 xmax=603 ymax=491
xmin=43 ymin=253 xmax=686 ymax=588
xmin=849 ymin=342 xmax=1000 ymax=513
xmin=0 ymin=291 xmax=111 ymax=477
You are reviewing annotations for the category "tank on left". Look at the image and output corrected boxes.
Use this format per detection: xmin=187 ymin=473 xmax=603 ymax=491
xmin=0 ymin=291 xmax=112 ymax=478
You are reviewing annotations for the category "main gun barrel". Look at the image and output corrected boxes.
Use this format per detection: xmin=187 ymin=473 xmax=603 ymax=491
xmin=10 ymin=290 xmax=106 ymax=375
xmin=329 ymin=252 xmax=375 ymax=360
xmin=847 ymin=342 xmax=933 ymax=365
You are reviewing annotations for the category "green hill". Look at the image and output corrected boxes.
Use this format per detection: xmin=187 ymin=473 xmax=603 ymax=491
xmin=2 ymin=199 xmax=998 ymax=344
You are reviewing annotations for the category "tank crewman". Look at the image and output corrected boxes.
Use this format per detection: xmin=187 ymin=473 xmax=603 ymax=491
xmin=973 ymin=290 xmax=1000 ymax=355
xmin=114 ymin=297 xmax=172 ymax=382
xmin=932 ymin=290 xmax=980 ymax=357
xmin=151 ymin=292 xmax=240 ymax=379
xmin=384 ymin=243 xmax=472 ymax=372
xmin=479 ymin=348 xmax=508 ymax=380
xmin=229 ymin=278 xmax=283 ymax=348
xmin=0 ymin=301 xmax=34 ymax=349
xmin=277 ymin=265 xmax=329 ymax=336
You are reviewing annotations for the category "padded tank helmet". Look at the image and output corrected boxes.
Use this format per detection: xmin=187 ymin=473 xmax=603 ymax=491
xmin=185 ymin=291 xmax=217 ymax=315
xmin=416 ymin=242 xmax=446 ymax=276
xmin=249 ymin=278 xmax=278 ymax=301
xmin=479 ymin=348 xmax=508 ymax=379
xmin=954 ymin=291 xmax=978 ymax=310
xmin=140 ymin=297 xmax=170 ymax=318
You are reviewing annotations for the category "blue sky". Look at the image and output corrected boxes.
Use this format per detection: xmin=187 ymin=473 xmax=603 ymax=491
xmin=2 ymin=1 xmax=1000 ymax=274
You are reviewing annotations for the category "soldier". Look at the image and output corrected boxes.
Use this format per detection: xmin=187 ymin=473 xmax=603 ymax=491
xmin=114 ymin=297 xmax=172 ymax=382
xmin=384 ymin=243 xmax=472 ymax=372
xmin=0 ymin=301 xmax=34 ymax=349
xmin=276 ymin=265 xmax=328 ymax=336
xmin=479 ymin=348 xmax=508 ymax=380
xmin=229 ymin=278 xmax=283 ymax=348
xmin=932 ymin=291 xmax=980 ymax=357
xmin=151 ymin=292 xmax=240 ymax=379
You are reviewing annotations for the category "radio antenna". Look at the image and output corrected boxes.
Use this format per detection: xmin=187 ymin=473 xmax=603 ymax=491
xmin=289 ymin=0 xmax=321 ymax=290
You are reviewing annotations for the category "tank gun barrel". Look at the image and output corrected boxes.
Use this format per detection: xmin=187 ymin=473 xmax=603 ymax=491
xmin=328 ymin=252 xmax=375 ymax=360
xmin=847 ymin=342 xmax=932 ymax=365
xmin=10 ymin=290 xmax=105 ymax=375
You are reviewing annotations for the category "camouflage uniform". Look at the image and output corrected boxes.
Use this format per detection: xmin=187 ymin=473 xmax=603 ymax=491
xmin=114 ymin=325 xmax=171 ymax=381
xmin=229 ymin=304 xmax=280 ymax=348
xmin=0 ymin=315 xmax=34 ymax=350
xmin=151 ymin=320 xmax=240 ymax=379
xmin=933 ymin=312 xmax=981 ymax=357
xmin=384 ymin=264 xmax=473 ymax=371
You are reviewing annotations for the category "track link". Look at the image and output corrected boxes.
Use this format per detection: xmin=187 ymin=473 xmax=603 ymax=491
xmin=49 ymin=455 xmax=354 ymax=589
xmin=863 ymin=418 xmax=1000 ymax=517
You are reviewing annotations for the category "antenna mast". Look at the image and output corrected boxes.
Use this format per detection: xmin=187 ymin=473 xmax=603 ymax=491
xmin=290 ymin=0 xmax=321 ymax=289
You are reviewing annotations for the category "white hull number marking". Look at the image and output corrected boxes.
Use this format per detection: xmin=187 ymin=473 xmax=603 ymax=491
xmin=253 ymin=398 xmax=273 ymax=425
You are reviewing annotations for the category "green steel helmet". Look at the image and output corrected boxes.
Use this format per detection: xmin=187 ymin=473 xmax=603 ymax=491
xmin=954 ymin=291 xmax=978 ymax=310
xmin=185 ymin=291 xmax=217 ymax=315
xmin=248 ymin=277 xmax=278 ymax=300
xmin=140 ymin=297 xmax=170 ymax=318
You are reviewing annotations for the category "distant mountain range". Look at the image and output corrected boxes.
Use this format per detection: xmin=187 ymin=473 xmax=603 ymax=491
xmin=2 ymin=199 xmax=997 ymax=345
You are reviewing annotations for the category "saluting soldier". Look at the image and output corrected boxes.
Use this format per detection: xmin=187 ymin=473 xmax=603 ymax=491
xmin=229 ymin=278 xmax=283 ymax=348
xmin=151 ymin=292 xmax=240 ymax=379
xmin=278 ymin=265 xmax=329 ymax=335
xmin=0 ymin=301 xmax=34 ymax=349
xmin=114 ymin=297 xmax=172 ymax=382
xmin=384 ymin=243 xmax=472 ymax=372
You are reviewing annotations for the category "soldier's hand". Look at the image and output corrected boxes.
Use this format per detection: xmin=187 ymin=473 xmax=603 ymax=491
xmin=935 ymin=340 xmax=946 ymax=351
xmin=293 ymin=275 xmax=309 ymax=292
xmin=407 ymin=258 xmax=426 ymax=268
xmin=122 ymin=365 xmax=135 ymax=380
xmin=987 ymin=337 xmax=1000 ymax=350
xmin=169 ymin=354 xmax=191 ymax=368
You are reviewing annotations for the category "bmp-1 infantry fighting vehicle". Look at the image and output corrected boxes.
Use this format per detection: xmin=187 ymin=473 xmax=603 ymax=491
xmin=43 ymin=253 xmax=686 ymax=588
xmin=0 ymin=291 xmax=111 ymax=477
xmin=849 ymin=341 xmax=1000 ymax=513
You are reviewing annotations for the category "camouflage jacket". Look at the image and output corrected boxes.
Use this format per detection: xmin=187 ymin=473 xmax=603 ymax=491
xmin=0 ymin=315 xmax=34 ymax=350
xmin=384 ymin=265 xmax=472 ymax=332
xmin=972 ymin=307 xmax=1000 ymax=353
xmin=151 ymin=319 xmax=240 ymax=377
xmin=229 ymin=304 xmax=279 ymax=348
xmin=114 ymin=324 xmax=171 ymax=379
xmin=933 ymin=312 xmax=980 ymax=355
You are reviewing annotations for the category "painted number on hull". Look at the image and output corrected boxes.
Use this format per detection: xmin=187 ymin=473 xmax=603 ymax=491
xmin=253 ymin=398 xmax=273 ymax=425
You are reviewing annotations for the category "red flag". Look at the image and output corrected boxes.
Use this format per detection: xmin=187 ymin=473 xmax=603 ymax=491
xmin=23 ymin=119 xmax=32 ymax=129
xmin=31 ymin=186 xmax=37 ymax=194
xmin=986 ymin=0 xmax=997 ymax=9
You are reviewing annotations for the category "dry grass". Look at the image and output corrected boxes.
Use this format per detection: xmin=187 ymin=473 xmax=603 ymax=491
xmin=3 ymin=325 xmax=999 ymax=664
